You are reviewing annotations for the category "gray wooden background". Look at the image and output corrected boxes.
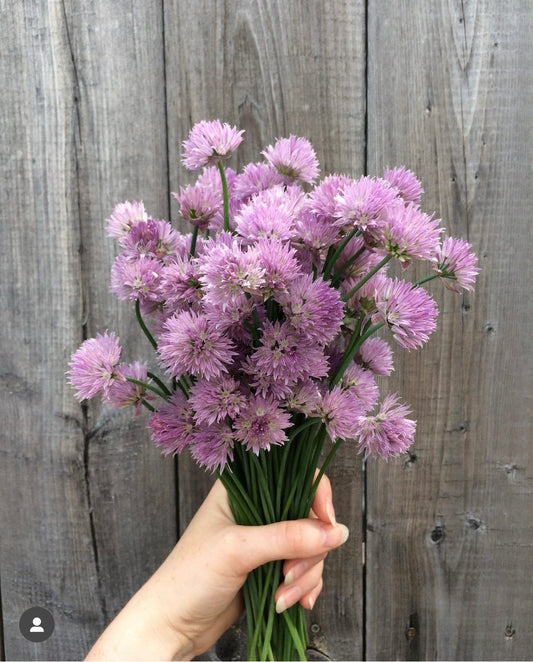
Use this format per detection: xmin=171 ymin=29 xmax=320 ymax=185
xmin=1 ymin=1 xmax=532 ymax=660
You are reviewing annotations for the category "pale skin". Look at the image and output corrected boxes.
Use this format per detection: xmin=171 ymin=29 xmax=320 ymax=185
xmin=86 ymin=473 xmax=348 ymax=661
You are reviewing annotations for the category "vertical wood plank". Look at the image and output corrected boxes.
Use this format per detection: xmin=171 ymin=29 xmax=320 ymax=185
xmin=0 ymin=1 xmax=176 ymax=659
xmin=366 ymin=1 xmax=533 ymax=659
xmin=164 ymin=1 xmax=366 ymax=658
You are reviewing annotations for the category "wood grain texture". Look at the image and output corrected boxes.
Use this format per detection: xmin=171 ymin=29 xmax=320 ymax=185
xmin=164 ymin=1 xmax=366 ymax=658
xmin=366 ymin=1 xmax=533 ymax=659
xmin=0 ymin=1 xmax=176 ymax=659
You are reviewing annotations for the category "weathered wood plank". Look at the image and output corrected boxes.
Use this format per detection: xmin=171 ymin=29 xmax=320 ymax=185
xmin=164 ymin=1 xmax=366 ymax=659
xmin=366 ymin=1 xmax=533 ymax=659
xmin=0 ymin=1 xmax=176 ymax=659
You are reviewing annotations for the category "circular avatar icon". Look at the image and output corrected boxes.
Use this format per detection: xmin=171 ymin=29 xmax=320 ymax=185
xmin=19 ymin=607 xmax=55 ymax=643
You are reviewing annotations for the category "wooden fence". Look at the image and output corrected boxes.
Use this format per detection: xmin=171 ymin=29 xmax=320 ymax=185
xmin=1 ymin=1 xmax=532 ymax=659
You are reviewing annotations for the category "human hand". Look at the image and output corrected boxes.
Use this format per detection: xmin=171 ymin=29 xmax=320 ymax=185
xmin=86 ymin=473 xmax=348 ymax=661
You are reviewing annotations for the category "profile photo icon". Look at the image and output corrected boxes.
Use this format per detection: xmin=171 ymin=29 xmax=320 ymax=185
xmin=19 ymin=607 xmax=54 ymax=643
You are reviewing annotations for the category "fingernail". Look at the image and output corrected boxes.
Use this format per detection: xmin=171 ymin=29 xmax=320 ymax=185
xmin=284 ymin=568 xmax=295 ymax=585
xmin=326 ymin=499 xmax=336 ymax=526
xmin=323 ymin=522 xmax=350 ymax=547
xmin=308 ymin=595 xmax=315 ymax=610
xmin=276 ymin=585 xmax=302 ymax=614
xmin=339 ymin=523 xmax=350 ymax=544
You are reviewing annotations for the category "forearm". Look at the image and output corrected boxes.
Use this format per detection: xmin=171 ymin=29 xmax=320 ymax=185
xmin=85 ymin=581 xmax=194 ymax=662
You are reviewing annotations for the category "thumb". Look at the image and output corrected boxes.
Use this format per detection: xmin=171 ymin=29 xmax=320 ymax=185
xmin=231 ymin=518 xmax=349 ymax=574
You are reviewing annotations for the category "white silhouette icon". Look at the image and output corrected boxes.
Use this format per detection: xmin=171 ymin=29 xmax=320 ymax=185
xmin=30 ymin=617 xmax=44 ymax=633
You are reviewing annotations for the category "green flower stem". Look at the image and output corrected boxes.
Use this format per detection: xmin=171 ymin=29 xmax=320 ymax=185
xmin=217 ymin=161 xmax=230 ymax=231
xmin=189 ymin=225 xmax=199 ymax=257
xmin=414 ymin=272 xmax=439 ymax=287
xmin=218 ymin=468 xmax=263 ymax=526
xmin=125 ymin=377 xmax=169 ymax=401
xmin=281 ymin=610 xmax=307 ymax=661
xmin=331 ymin=245 xmax=366 ymax=284
xmin=323 ymin=227 xmax=360 ymax=279
xmin=342 ymin=253 xmax=393 ymax=301
xmin=141 ymin=400 xmax=155 ymax=412
xmin=135 ymin=299 xmax=158 ymax=351
xmin=330 ymin=321 xmax=385 ymax=387
xmin=146 ymin=371 xmax=171 ymax=396
xmin=305 ymin=438 xmax=344 ymax=514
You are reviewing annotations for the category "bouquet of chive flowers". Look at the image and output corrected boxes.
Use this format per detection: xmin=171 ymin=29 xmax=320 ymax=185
xmin=68 ymin=120 xmax=479 ymax=660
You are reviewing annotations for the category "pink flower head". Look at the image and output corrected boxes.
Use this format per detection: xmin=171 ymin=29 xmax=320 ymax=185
xmin=197 ymin=238 xmax=266 ymax=306
xmin=357 ymin=394 xmax=416 ymax=458
xmin=182 ymin=120 xmax=244 ymax=170
xmin=307 ymin=174 xmax=352 ymax=223
xmin=356 ymin=337 xmax=394 ymax=376
xmin=331 ymin=235 xmax=383 ymax=281
xmin=372 ymin=278 xmax=438 ymax=350
xmin=106 ymin=201 xmax=147 ymax=239
xmin=159 ymin=257 xmax=203 ymax=315
xmin=234 ymin=395 xmax=291 ymax=454
xmin=277 ymin=274 xmax=344 ymax=345
xmin=286 ymin=380 xmax=322 ymax=416
xmin=255 ymin=239 xmax=302 ymax=296
xmin=68 ymin=332 xmax=121 ymax=400
xmin=120 ymin=219 xmax=182 ymax=261
xmin=233 ymin=162 xmax=285 ymax=202
xmin=149 ymin=391 xmax=196 ymax=456
xmin=195 ymin=167 xmax=239 ymax=231
xmin=189 ymin=376 xmax=246 ymax=425
xmin=334 ymin=177 xmax=396 ymax=244
xmin=293 ymin=208 xmax=340 ymax=256
xmin=382 ymin=203 xmax=442 ymax=264
xmin=339 ymin=363 xmax=379 ymax=412
xmin=105 ymin=361 xmax=153 ymax=415
xmin=110 ymin=254 xmax=163 ymax=302
xmin=159 ymin=310 xmax=236 ymax=379
xmin=383 ymin=167 xmax=423 ymax=204
xmin=247 ymin=320 xmax=329 ymax=393
xmin=205 ymin=293 xmax=259 ymax=344
xmin=342 ymin=270 xmax=390 ymax=316
xmin=190 ymin=422 xmax=235 ymax=473
xmin=432 ymin=237 xmax=479 ymax=292
xmin=262 ymin=135 xmax=320 ymax=184
xmin=235 ymin=198 xmax=294 ymax=243
xmin=318 ymin=386 xmax=365 ymax=441
xmin=173 ymin=182 xmax=221 ymax=231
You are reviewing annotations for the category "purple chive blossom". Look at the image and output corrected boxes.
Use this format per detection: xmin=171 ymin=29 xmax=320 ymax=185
xmin=432 ymin=237 xmax=480 ymax=292
xmin=197 ymin=239 xmax=266 ymax=306
xmin=342 ymin=271 xmax=390 ymax=316
xmin=105 ymin=362 xmax=153 ymax=415
xmin=159 ymin=310 xmax=236 ymax=380
xmin=189 ymin=376 xmax=246 ymax=425
xmin=253 ymin=185 xmax=307 ymax=221
xmin=233 ymin=162 xmax=285 ymax=202
xmin=356 ymin=337 xmax=394 ymax=376
xmin=286 ymin=380 xmax=322 ymax=416
xmin=68 ymin=332 xmax=121 ymax=400
xmin=330 ymin=235 xmax=381 ymax=281
xmin=262 ymin=135 xmax=320 ymax=184
xmin=119 ymin=219 xmax=182 ymax=261
xmin=190 ymin=422 xmax=235 ymax=473
xmin=247 ymin=321 xmax=329 ymax=393
xmin=173 ymin=182 xmax=222 ymax=231
xmin=318 ymin=386 xmax=365 ymax=441
xmin=334 ymin=177 xmax=396 ymax=244
xmin=372 ymin=277 xmax=438 ymax=350
xmin=357 ymin=394 xmax=416 ymax=458
xmin=182 ymin=120 xmax=244 ymax=170
xmin=110 ymin=254 xmax=163 ymax=302
xmin=195 ymin=166 xmax=240 ymax=231
xmin=204 ymin=293 xmax=259 ymax=344
xmin=293 ymin=208 xmax=340 ymax=255
xmin=149 ymin=391 xmax=196 ymax=456
xmin=159 ymin=258 xmax=203 ymax=315
xmin=339 ymin=363 xmax=379 ymax=412
xmin=235 ymin=199 xmax=294 ymax=243
xmin=381 ymin=203 xmax=443 ymax=264
xmin=277 ymin=274 xmax=344 ymax=345
xmin=383 ymin=166 xmax=423 ymax=205
xmin=307 ymin=174 xmax=352 ymax=223
xmin=106 ymin=201 xmax=147 ymax=239
xmin=234 ymin=395 xmax=291 ymax=454
xmin=255 ymin=239 xmax=302 ymax=296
